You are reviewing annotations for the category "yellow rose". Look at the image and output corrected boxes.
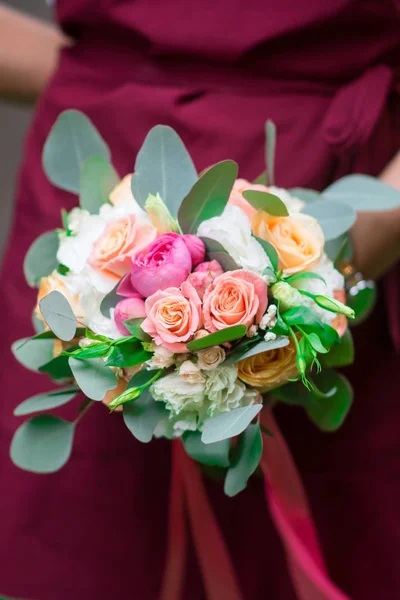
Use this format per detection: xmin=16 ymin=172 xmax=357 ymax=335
xmin=109 ymin=174 xmax=134 ymax=206
xmin=252 ymin=211 xmax=324 ymax=275
xmin=237 ymin=339 xmax=299 ymax=392
xmin=35 ymin=271 xmax=83 ymax=322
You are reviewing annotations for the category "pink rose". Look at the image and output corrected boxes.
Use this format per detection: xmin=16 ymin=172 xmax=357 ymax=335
xmin=203 ymin=270 xmax=268 ymax=332
xmin=187 ymin=260 xmax=224 ymax=299
xmin=88 ymin=215 xmax=156 ymax=281
xmin=114 ymin=297 xmax=146 ymax=335
xmin=183 ymin=234 xmax=205 ymax=266
xmin=228 ymin=178 xmax=267 ymax=222
xmin=141 ymin=281 xmax=202 ymax=353
xmin=129 ymin=233 xmax=195 ymax=298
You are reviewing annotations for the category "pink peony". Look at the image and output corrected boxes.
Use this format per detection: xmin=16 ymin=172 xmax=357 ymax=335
xmin=203 ymin=270 xmax=268 ymax=332
xmin=183 ymin=234 xmax=205 ymax=266
xmin=187 ymin=260 xmax=224 ymax=299
xmin=114 ymin=297 xmax=146 ymax=335
xmin=141 ymin=281 xmax=203 ymax=353
xmin=129 ymin=233 xmax=193 ymax=298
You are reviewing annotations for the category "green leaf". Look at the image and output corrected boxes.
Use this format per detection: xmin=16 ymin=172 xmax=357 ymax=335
xmin=178 ymin=160 xmax=238 ymax=234
xmin=323 ymin=174 xmax=400 ymax=211
xmin=123 ymin=318 xmax=151 ymax=342
xmin=80 ymin=155 xmax=120 ymax=213
xmin=285 ymin=272 xmax=326 ymax=285
xmin=12 ymin=338 xmax=55 ymax=371
xmin=306 ymin=370 xmax=353 ymax=431
xmin=187 ymin=325 xmax=247 ymax=351
xmin=10 ymin=415 xmax=75 ymax=473
xmin=325 ymin=233 xmax=353 ymax=264
xmin=235 ymin=336 xmax=289 ymax=362
xmin=14 ymin=386 xmax=80 ymax=416
xmin=270 ymin=305 xmax=290 ymax=336
xmin=321 ymin=329 xmax=354 ymax=367
xmin=265 ymin=120 xmax=276 ymax=186
xmin=23 ymin=230 xmax=59 ymax=288
xmin=303 ymin=200 xmax=356 ymax=241
xmin=42 ymin=110 xmax=110 ymax=194
xmin=66 ymin=342 xmax=111 ymax=359
xmin=242 ymin=190 xmax=288 ymax=216
xmin=306 ymin=333 xmax=328 ymax=354
xmin=39 ymin=354 xmax=74 ymax=380
xmin=100 ymin=283 xmax=122 ymax=318
xmin=131 ymin=125 xmax=197 ymax=215
xmin=224 ymin=423 xmax=263 ymax=496
xmin=307 ymin=323 xmax=339 ymax=350
xmin=289 ymin=188 xmax=321 ymax=204
xmin=123 ymin=390 xmax=167 ymax=443
xmin=272 ymin=380 xmax=308 ymax=405
xmin=105 ymin=342 xmax=151 ymax=368
xmin=202 ymin=404 xmax=262 ymax=444
xmin=69 ymin=357 xmax=117 ymax=400
xmin=347 ymin=281 xmax=377 ymax=325
xmin=126 ymin=368 xmax=163 ymax=390
xmin=32 ymin=311 xmax=46 ymax=334
xmin=183 ymin=431 xmax=231 ymax=467
xmin=283 ymin=306 xmax=324 ymax=330
xmin=39 ymin=291 xmax=77 ymax=342
xmin=254 ymin=236 xmax=279 ymax=271
xmin=253 ymin=172 xmax=267 ymax=185
xmin=207 ymin=251 xmax=240 ymax=272
xmin=200 ymin=237 xmax=228 ymax=254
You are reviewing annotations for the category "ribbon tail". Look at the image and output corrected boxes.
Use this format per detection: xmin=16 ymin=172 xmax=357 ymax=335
xmin=178 ymin=443 xmax=243 ymax=600
xmin=160 ymin=441 xmax=187 ymax=600
xmin=260 ymin=410 xmax=351 ymax=600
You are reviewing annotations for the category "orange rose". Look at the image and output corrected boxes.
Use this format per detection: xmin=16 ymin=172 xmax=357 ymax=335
xmin=252 ymin=212 xmax=324 ymax=275
xmin=109 ymin=174 xmax=134 ymax=206
xmin=237 ymin=338 xmax=299 ymax=392
xmin=88 ymin=214 xmax=156 ymax=281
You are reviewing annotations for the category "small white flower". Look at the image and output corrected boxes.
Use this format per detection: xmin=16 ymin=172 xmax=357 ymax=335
xmin=197 ymin=346 xmax=226 ymax=371
xmin=147 ymin=345 xmax=175 ymax=369
xmin=246 ymin=325 xmax=258 ymax=338
xmin=179 ymin=360 xmax=206 ymax=384
xmin=264 ymin=332 xmax=277 ymax=342
xmin=193 ymin=329 xmax=210 ymax=341
xmin=259 ymin=305 xmax=277 ymax=330
xmin=204 ymin=365 xmax=256 ymax=417
xmin=151 ymin=372 xmax=206 ymax=415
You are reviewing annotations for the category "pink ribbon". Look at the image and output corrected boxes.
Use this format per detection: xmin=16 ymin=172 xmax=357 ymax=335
xmin=160 ymin=408 xmax=351 ymax=600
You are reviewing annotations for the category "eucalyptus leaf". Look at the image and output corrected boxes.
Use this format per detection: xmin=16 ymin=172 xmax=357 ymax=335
xmin=69 ymin=357 xmax=117 ymax=400
xmin=39 ymin=291 xmax=77 ymax=342
xmin=123 ymin=391 xmax=167 ymax=443
xmin=123 ymin=318 xmax=151 ymax=342
xmin=32 ymin=311 xmax=46 ymax=334
xmin=10 ymin=415 xmax=75 ymax=473
xmin=202 ymin=404 xmax=262 ymax=444
xmin=254 ymin=236 xmax=279 ymax=271
xmin=131 ymin=125 xmax=197 ymax=215
xmin=242 ymin=190 xmax=288 ymax=216
xmin=14 ymin=386 xmax=80 ymax=416
xmin=224 ymin=423 xmax=262 ymax=496
xmin=178 ymin=160 xmax=238 ymax=234
xmin=12 ymin=338 xmax=55 ymax=371
xmin=187 ymin=325 xmax=247 ymax=351
xmin=302 ymin=200 xmax=356 ymax=241
xmin=235 ymin=336 xmax=289 ymax=362
xmin=265 ymin=120 xmax=276 ymax=186
xmin=42 ymin=110 xmax=110 ymax=193
xmin=80 ymin=155 xmax=120 ymax=213
xmin=100 ymin=283 xmax=122 ymax=318
xmin=207 ymin=251 xmax=240 ymax=272
xmin=183 ymin=431 xmax=231 ymax=467
xmin=39 ymin=354 xmax=74 ymax=380
xmin=289 ymin=188 xmax=321 ymax=204
xmin=23 ymin=231 xmax=59 ymax=288
xmin=325 ymin=233 xmax=353 ymax=264
xmin=321 ymin=329 xmax=354 ymax=368
xmin=323 ymin=174 xmax=400 ymax=211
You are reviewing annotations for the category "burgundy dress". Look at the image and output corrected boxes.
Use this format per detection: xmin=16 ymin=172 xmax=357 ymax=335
xmin=1 ymin=1 xmax=400 ymax=598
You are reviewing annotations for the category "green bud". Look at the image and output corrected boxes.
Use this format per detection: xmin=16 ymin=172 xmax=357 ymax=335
xmin=108 ymin=386 xmax=141 ymax=410
xmin=314 ymin=295 xmax=355 ymax=319
xmin=271 ymin=281 xmax=304 ymax=312
xmin=145 ymin=193 xmax=179 ymax=234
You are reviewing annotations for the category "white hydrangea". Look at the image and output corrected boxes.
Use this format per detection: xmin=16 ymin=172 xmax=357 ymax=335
xmin=151 ymin=372 xmax=206 ymax=416
xmin=204 ymin=365 xmax=257 ymax=417
xmin=197 ymin=205 xmax=272 ymax=276
xmin=268 ymin=186 xmax=305 ymax=214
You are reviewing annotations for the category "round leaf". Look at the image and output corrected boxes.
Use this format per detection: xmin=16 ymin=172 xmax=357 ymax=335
xmin=123 ymin=391 xmax=167 ymax=443
xmin=12 ymin=338 xmax=55 ymax=371
xmin=324 ymin=174 xmax=400 ymax=211
xmin=14 ymin=386 xmax=80 ymax=416
xmin=10 ymin=415 xmax=75 ymax=473
xmin=42 ymin=110 xmax=110 ymax=193
xmin=224 ymin=423 xmax=263 ymax=496
xmin=23 ymin=231 xmax=59 ymax=288
xmin=183 ymin=431 xmax=230 ymax=467
xmin=80 ymin=155 xmax=120 ymax=214
xmin=39 ymin=291 xmax=77 ymax=341
xmin=202 ymin=404 xmax=262 ymax=444
xmin=303 ymin=200 xmax=356 ymax=241
xmin=69 ymin=357 xmax=117 ymax=400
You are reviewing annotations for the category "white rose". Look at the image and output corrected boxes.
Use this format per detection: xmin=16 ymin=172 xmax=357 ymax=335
xmin=150 ymin=372 xmax=206 ymax=415
xmin=204 ymin=365 xmax=257 ymax=416
xmin=179 ymin=360 xmax=205 ymax=383
xmin=197 ymin=205 xmax=272 ymax=276
xmin=147 ymin=345 xmax=175 ymax=369
xmin=197 ymin=346 xmax=226 ymax=370
xmin=269 ymin=186 xmax=305 ymax=214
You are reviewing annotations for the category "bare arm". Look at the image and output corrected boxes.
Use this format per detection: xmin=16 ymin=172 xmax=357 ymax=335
xmin=351 ymin=151 xmax=400 ymax=279
xmin=0 ymin=5 xmax=71 ymax=104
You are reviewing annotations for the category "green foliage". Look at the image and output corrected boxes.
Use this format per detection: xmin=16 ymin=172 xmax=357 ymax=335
xmin=202 ymin=404 xmax=262 ymax=444
xmin=23 ymin=231 xmax=59 ymax=288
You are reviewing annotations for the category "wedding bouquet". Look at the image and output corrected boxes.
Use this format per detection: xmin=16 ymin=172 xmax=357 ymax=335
xmin=11 ymin=112 xmax=398 ymax=499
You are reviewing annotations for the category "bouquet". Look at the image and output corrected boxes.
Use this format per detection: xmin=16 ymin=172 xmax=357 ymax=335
xmin=10 ymin=111 xmax=400 ymax=599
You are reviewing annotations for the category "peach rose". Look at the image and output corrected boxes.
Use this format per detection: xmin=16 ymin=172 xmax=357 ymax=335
xmin=141 ymin=281 xmax=203 ymax=353
xmin=203 ymin=270 xmax=268 ymax=332
xmin=88 ymin=214 xmax=156 ymax=281
xmin=228 ymin=179 xmax=260 ymax=221
xmin=36 ymin=271 xmax=83 ymax=321
xmin=237 ymin=338 xmax=299 ymax=392
xmin=252 ymin=211 xmax=324 ymax=275
xmin=109 ymin=174 xmax=134 ymax=206
xmin=331 ymin=289 xmax=348 ymax=338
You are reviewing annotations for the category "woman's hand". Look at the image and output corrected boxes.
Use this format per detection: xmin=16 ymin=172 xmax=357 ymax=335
xmin=0 ymin=6 xmax=72 ymax=104
xmin=350 ymin=151 xmax=400 ymax=279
